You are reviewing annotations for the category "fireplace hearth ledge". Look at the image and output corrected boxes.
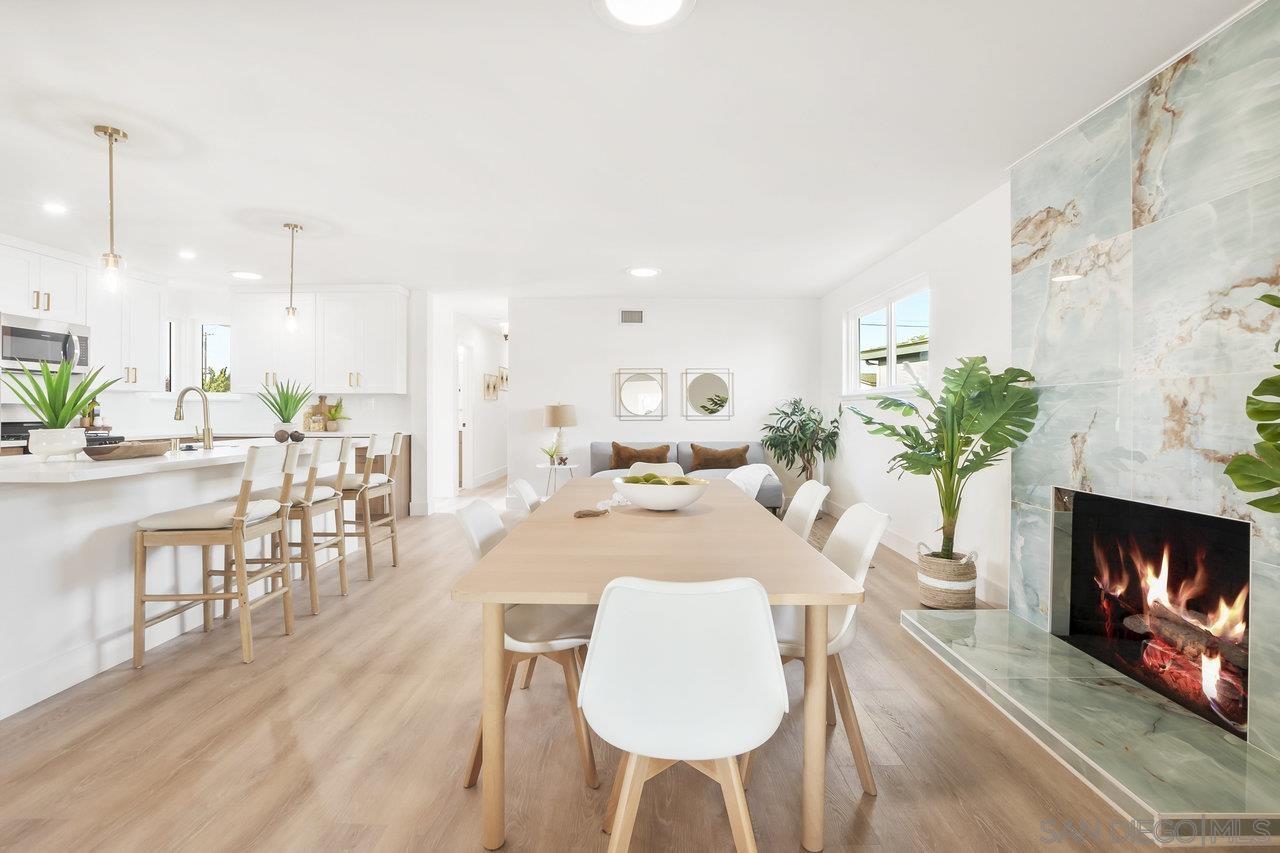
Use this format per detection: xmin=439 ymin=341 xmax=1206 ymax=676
xmin=902 ymin=609 xmax=1280 ymax=846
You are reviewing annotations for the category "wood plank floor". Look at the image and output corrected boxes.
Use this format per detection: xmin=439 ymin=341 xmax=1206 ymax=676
xmin=0 ymin=480 xmax=1132 ymax=852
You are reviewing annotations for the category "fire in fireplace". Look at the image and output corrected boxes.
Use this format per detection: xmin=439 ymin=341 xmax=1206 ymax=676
xmin=1057 ymin=490 xmax=1250 ymax=738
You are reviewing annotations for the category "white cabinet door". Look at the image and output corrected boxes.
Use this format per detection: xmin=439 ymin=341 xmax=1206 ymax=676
xmin=123 ymin=278 xmax=164 ymax=391
xmin=275 ymin=292 xmax=316 ymax=388
xmin=230 ymin=294 xmax=275 ymax=392
xmin=37 ymin=256 xmax=86 ymax=324
xmin=359 ymin=293 xmax=406 ymax=393
xmin=317 ymin=294 xmax=360 ymax=394
xmin=0 ymin=244 xmax=38 ymax=316
xmin=86 ymin=271 xmax=124 ymax=383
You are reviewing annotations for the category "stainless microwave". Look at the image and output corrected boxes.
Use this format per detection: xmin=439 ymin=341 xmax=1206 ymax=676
xmin=0 ymin=314 xmax=90 ymax=373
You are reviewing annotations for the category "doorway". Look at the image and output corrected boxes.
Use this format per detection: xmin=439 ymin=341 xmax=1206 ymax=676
xmin=456 ymin=344 xmax=474 ymax=490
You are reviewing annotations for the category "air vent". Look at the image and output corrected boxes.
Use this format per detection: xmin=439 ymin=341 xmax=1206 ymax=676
xmin=620 ymin=309 xmax=644 ymax=324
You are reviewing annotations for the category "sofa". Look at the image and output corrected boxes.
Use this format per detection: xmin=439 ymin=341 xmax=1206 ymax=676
xmin=589 ymin=440 xmax=783 ymax=512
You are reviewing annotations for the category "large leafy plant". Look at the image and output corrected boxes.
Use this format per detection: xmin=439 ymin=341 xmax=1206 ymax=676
xmin=1 ymin=361 xmax=120 ymax=429
xmin=850 ymin=356 xmax=1039 ymax=560
xmin=760 ymin=398 xmax=843 ymax=481
xmin=1225 ymin=292 xmax=1280 ymax=512
xmin=257 ymin=378 xmax=312 ymax=423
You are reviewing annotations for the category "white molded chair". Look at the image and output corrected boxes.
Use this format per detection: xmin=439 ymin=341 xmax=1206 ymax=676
xmin=454 ymin=500 xmax=600 ymax=789
xmin=782 ymin=479 xmax=830 ymax=541
xmin=627 ymin=461 xmax=684 ymax=477
xmin=580 ymin=577 xmax=787 ymax=853
xmin=506 ymin=478 xmax=542 ymax=515
xmin=754 ymin=502 xmax=890 ymax=796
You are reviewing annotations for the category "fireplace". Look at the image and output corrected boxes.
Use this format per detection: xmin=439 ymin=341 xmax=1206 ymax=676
xmin=1053 ymin=489 xmax=1250 ymax=738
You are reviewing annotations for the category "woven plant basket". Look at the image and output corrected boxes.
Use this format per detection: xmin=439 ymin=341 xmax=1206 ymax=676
xmin=916 ymin=544 xmax=977 ymax=609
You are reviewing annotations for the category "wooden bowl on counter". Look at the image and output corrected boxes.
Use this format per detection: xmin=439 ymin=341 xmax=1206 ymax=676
xmin=83 ymin=440 xmax=172 ymax=462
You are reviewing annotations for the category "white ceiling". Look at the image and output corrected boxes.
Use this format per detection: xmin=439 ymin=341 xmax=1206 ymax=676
xmin=0 ymin=0 xmax=1252 ymax=302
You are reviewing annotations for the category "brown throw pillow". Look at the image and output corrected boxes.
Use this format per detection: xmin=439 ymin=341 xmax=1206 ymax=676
xmin=611 ymin=442 xmax=671 ymax=469
xmin=689 ymin=443 xmax=749 ymax=472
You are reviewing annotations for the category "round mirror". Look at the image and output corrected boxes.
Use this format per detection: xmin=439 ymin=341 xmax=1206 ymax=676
xmin=620 ymin=373 xmax=664 ymax=417
xmin=687 ymin=372 xmax=730 ymax=416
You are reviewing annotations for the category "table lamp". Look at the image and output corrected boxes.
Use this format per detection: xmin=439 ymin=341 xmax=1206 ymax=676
xmin=544 ymin=404 xmax=577 ymax=458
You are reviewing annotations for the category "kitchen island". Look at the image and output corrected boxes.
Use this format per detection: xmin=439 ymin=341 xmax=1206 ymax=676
xmin=0 ymin=438 xmax=378 ymax=720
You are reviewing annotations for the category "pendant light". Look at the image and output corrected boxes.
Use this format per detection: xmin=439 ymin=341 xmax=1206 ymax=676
xmin=283 ymin=223 xmax=303 ymax=332
xmin=94 ymin=125 xmax=128 ymax=292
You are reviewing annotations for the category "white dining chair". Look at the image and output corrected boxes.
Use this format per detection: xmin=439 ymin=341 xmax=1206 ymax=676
xmin=781 ymin=479 xmax=830 ymax=542
xmin=580 ymin=577 xmax=787 ymax=853
xmin=627 ymin=461 xmax=684 ymax=477
xmin=506 ymin=478 xmax=542 ymax=515
xmin=747 ymin=502 xmax=890 ymax=796
xmin=453 ymin=500 xmax=600 ymax=789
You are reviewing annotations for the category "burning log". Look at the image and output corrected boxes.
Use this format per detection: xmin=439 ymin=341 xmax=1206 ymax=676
xmin=1122 ymin=600 xmax=1248 ymax=670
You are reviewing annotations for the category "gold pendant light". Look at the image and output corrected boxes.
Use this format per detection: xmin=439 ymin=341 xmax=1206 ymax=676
xmin=283 ymin=222 xmax=303 ymax=332
xmin=94 ymin=125 xmax=127 ymax=291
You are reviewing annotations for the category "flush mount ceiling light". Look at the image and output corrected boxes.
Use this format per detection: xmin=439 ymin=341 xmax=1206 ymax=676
xmin=282 ymin=222 xmax=303 ymax=333
xmin=593 ymin=0 xmax=695 ymax=32
xmin=177 ymin=249 xmax=196 ymax=260
xmin=231 ymin=270 xmax=262 ymax=280
xmin=94 ymin=124 xmax=127 ymax=292
xmin=42 ymin=201 xmax=67 ymax=216
xmin=1050 ymin=273 xmax=1084 ymax=282
xmin=627 ymin=266 xmax=662 ymax=278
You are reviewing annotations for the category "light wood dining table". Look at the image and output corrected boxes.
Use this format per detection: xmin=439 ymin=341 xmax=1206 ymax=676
xmin=451 ymin=477 xmax=864 ymax=851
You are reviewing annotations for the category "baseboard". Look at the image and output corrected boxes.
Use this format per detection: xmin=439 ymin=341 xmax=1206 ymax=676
xmin=473 ymin=466 xmax=507 ymax=488
xmin=410 ymin=499 xmax=430 ymax=516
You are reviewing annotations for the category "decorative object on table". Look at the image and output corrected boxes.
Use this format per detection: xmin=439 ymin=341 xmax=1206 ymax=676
xmin=0 ymin=360 xmax=121 ymax=461
xmin=483 ymin=373 xmax=500 ymax=400
xmin=615 ymin=369 xmax=666 ymax=420
xmin=688 ymin=442 xmax=748 ymax=472
xmin=325 ymin=397 xmax=350 ymax=432
xmin=304 ymin=395 xmax=330 ymax=430
xmin=257 ymin=377 xmax=312 ymax=432
xmin=613 ymin=473 xmax=709 ymax=512
xmin=544 ymin=403 xmax=577 ymax=455
xmin=498 ymin=366 xmax=509 ymax=391
xmin=683 ymin=368 xmax=733 ymax=419
xmin=849 ymin=356 xmax=1039 ymax=609
xmin=574 ymin=508 xmax=609 ymax=518
xmin=1226 ymin=291 xmax=1280 ymax=513
xmin=83 ymin=439 xmax=171 ymax=461
xmin=78 ymin=398 xmax=99 ymax=429
xmin=761 ymin=398 xmax=843 ymax=483
xmin=274 ymin=429 xmax=290 ymax=443
xmin=290 ymin=431 xmax=305 ymax=443
xmin=556 ymin=455 xmax=568 ymax=466
xmin=540 ymin=444 xmax=559 ymax=464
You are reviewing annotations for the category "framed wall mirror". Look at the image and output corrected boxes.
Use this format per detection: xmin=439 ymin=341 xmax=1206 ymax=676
xmin=683 ymin=368 xmax=733 ymax=419
xmin=615 ymin=369 xmax=667 ymax=420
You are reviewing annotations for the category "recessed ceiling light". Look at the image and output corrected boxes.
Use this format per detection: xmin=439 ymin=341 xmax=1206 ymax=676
xmin=627 ymin=266 xmax=662 ymax=278
xmin=230 ymin=270 xmax=262 ymax=280
xmin=178 ymin=249 xmax=196 ymax=260
xmin=594 ymin=0 xmax=694 ymax=31
xmin=42 ymin=201 xmax=67 ymax=216
xmin=1050 ymin=273 xmax=1084 ymax=282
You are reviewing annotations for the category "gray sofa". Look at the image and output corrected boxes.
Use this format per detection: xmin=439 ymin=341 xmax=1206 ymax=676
xmin=589 ymin=440 xmax=783 ymax=511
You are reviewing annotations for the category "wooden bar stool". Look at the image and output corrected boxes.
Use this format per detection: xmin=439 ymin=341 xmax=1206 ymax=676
xmin=252 ymin=436 xmax=352 ymax=615
xmin=332 ymin=433 xmax=403 ymax=580
xmin=133 ymin=443 xmax=301 ymax=667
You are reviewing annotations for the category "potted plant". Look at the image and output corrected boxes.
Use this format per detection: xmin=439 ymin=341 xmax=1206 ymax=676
xmin=1 ymin=361 xmax=120 ymax=460
xmin=79 ymin=398 xmax=98 ymax=429
xmin=325 ymin=398 xmax=350 ymax=432
xmin=1226 ymin=290 xmax=1280 ymax=511
xmin=849 ymin=356 xmax=1039 ymax=608
xmin=257 ymin=378 xmax=313 ymax=433
xmin=760 ymin=398 xmax=843 ymax=482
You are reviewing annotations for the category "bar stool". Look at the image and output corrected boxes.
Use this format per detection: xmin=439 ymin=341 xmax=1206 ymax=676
xmin=133 ymin=443 xmax=300 ymax=667
xmin=330 ymin=433 xmax=403 ymax=580
xmin=253 ymin=436 xmax=352 ymax=615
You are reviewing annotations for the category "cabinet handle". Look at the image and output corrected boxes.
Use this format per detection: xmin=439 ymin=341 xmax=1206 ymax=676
xmin=265 ymin=371 xmax=269 ymax=385
xmin=357 ymin=372 xmax=362 ymax=387
xmin=130 ymin=367 xmax=136 ymax=383
xmin=273 ymin=372 xmax=277 ymax=385
xmin=348 ymin=371 xmax=354 ymax=388
xmin=31 ymin=290 xmax=39 ymax=310
xmin=43 ymin=292 xmax=50 ymax=311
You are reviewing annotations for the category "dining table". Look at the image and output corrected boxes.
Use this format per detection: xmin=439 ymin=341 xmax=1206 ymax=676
xmin=451 ymin=476 xmax=864 ymax=851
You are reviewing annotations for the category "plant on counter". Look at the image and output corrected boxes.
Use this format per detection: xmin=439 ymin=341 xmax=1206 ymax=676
xmin=539 ymin=444 xmax=559 ymax=463
xmin=760 ymin=397 xmax=843 ymax=482
xmin=257 ymin=378 xmax=313 ymax=426
xmin=326 ymin=398 xmax=350 ymax=422
xmin=1 ymin=361 xmax=120 ymax=429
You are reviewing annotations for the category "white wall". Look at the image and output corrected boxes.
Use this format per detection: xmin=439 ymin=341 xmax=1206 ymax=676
xmin=507 ymin=297 xmax=821 ymax=493
xmin=457 ymin=316 xmax=509 ymax=486
xmin=819 ymin=183 xmax=1013 ymax=604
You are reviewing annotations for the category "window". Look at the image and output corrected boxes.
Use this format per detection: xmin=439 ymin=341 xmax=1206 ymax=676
xmin=200 ymin=323 xmax=232 ymax=392
xmin=843 ymin=279 xmax=929 ymax=395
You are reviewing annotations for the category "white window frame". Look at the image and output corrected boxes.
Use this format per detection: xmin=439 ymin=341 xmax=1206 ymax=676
xmin=841 ymin=274 xmax=930 ymax=398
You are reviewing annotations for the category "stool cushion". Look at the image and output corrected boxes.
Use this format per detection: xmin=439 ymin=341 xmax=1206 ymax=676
xmin=250 ymin=484 xmax=338 ymax=505
xmin=322 ymin=472 xmax=391 ymax=490
xmin=137 ymin=498 xmax=282 ymax=531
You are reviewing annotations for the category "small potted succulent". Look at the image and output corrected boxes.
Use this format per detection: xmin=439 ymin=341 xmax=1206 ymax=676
xmin=1 ymin=361 xmax=120 ymax=460
xmin=257 ymin=378 xmax=313 ymax=433
xmin=325 ymin=398 xmax=350 ymax=432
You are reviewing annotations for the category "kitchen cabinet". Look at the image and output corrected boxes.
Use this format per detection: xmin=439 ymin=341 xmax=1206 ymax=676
xmin=0 ymin=244 xmax=86 ymax=324
xmin=316 ymin=292 xmax=406 ymax=394
xmin=89 ymin=274 xmax=164 ymax=391
xmin=0 ymin=244 xmax=38 ymax=316
xmin=230 ymin=292 xmax=316 ymax=390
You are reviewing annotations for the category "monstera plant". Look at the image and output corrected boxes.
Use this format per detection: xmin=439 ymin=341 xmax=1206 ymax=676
xmin=850 ymin=356 xmax=1039 ymax=608
xmin=1225 ymin=292 xmax=1280 ymax=511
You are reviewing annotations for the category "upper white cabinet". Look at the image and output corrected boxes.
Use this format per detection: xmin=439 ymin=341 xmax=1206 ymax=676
xmin=87 ymin=274 xmax=164 ymax=391
xmin=315 ymin=291 xmax=407 ymax=394
xmin=231 ymin=292 xmax=316 ymax=390
xmin=0 ymin=244 xmax=38 ymax=314
xmin=0 ymin=243 xmax=87 ymax=324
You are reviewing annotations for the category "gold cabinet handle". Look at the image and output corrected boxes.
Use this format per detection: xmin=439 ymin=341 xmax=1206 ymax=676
xmin=32 ymin=290 xmax=39 ymax=310
xmin=348 ymin=371 xmax=354 ymax=387
xmin=357 ymin=372 xmax=362 ymax=387
xmin=265 ymin=371 xmax=270 ymax=385
xmin=272 ymin=372 xmax=277 ymax=385
xmin=43 ymin=292 xmax=50 ymax=311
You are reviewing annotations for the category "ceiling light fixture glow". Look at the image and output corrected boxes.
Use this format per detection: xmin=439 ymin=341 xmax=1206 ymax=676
xmin=231 ymin=270 xmax=263 ymax=280
xmin=178 ymin=249 xmax=196 ymax=260
xmin=43 ymin=201 xmax=67 ymax=216
xmin=627 ymin=266 xmax=662 ymax=278
xmin=594 ymin=0 xmax=694 ymax=31
xmin=1050 ymin=273 xmax=1084 ymax=282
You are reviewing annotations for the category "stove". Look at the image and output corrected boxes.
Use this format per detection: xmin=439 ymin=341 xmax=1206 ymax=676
xmin=1 ymin=420 xmax=124 ymax=450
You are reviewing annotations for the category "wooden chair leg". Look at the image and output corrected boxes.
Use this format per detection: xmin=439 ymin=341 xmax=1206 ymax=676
xmin=132 ymin=531 xmax=147 ymax=668
xmin=829 ymin=653 xmax=877 ymax=796
xmin=738 ymin=750 xmax=754 ymax=789
xmin=360 ymin=495 xmax=375 ymax=580
xmin=603 ymin=751 xmax=632 ymax=833
xmin=607 ymin=753 xmax=648 ymax=853
xmin=222 ymin=544 xmax=233 ymax=619
xmin=302 ymin=511 xmax=320 ymax=615
xmin=464 ymin=653 xmax=519 ymax=788
xmin=554 ymin=650 xmax=599 ymax=788
xmin=715 ymin=756 xmax=758 ymax=853
xmin=576 ymin=644 xmax=587 ymax=670
xmin=278 ymin=527 xmax=295 ymax=636
xmin=201 ymin=544 xmax=213 ymax=632
xmin=388 ymin=509 xmax=400 ymax=567
xmin=827 ymin=677 xmax=837 ymax=726
xmin=520 ymin=656 xmax=537 ymax=689
xmin=334 ymin=502 xmax=349 ymax=596
xmin=232 ymin=532 xmax=254 ymax=663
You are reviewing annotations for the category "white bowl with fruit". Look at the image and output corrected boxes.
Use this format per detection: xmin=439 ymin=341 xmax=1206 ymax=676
xmin=613 ymin=473 xmax=710 ymax=511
